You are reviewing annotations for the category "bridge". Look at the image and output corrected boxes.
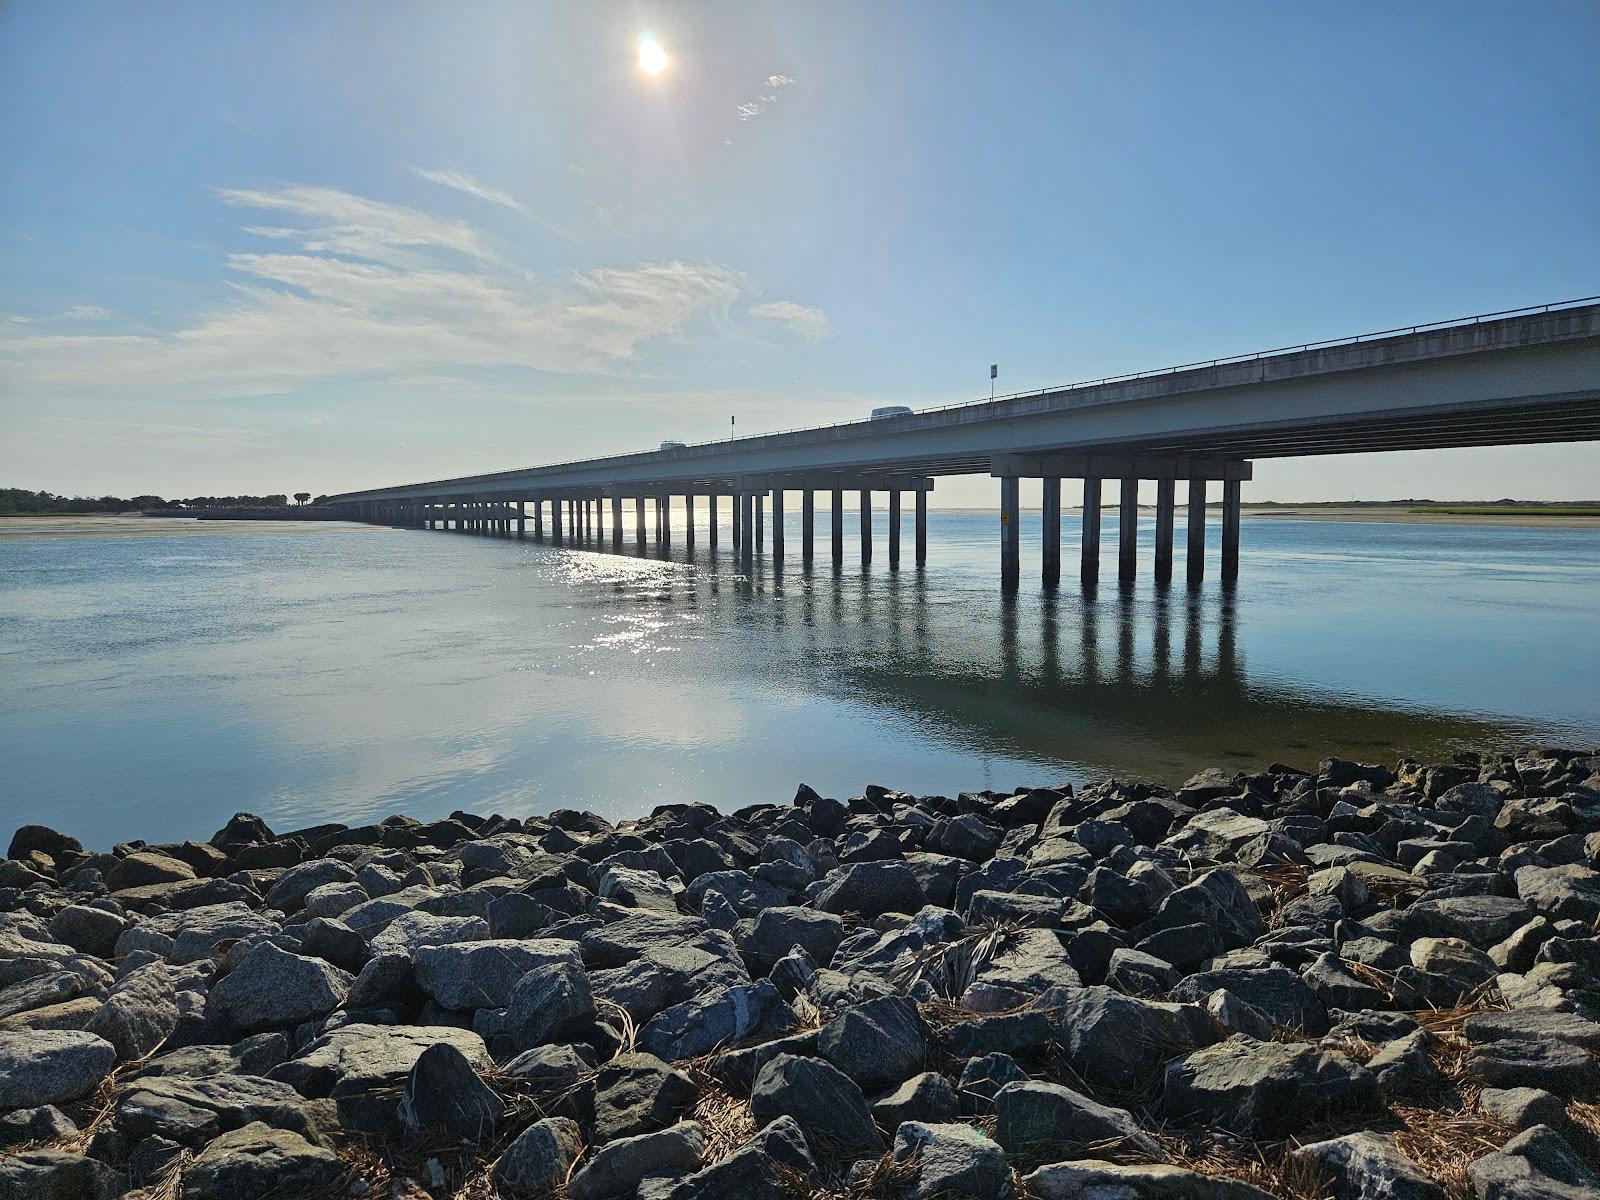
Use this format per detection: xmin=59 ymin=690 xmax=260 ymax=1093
xmin=327 ymin=298 xmax=1600 ymax=590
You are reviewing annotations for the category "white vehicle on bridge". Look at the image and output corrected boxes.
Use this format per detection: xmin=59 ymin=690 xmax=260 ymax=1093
xmin=870 ymin=405 xmax=913 ymax=420
xmin=658 ymin=440 xmax=686 ymax=450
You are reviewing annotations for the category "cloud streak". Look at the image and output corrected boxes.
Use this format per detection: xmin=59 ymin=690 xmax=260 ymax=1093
xmin=1 ymin=184 xmax=748 ymax=399
xmin=750 ymin=300 xmax=831 ymax=343
xmin=735 ymin=73 xmax=796 ymax=123
xmin=413 ymin=167 xmax=524 ymax=212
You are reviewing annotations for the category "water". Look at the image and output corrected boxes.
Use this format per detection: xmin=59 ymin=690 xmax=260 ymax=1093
xmin=2 ymin=512 xmax=1597 ymax=848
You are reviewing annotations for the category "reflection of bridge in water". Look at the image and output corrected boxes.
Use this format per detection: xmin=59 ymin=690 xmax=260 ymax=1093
xmin=580 ymin=543 xmax=1513 ymax=786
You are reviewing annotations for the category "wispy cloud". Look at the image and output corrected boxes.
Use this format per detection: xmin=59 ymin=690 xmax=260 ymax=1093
xmin=412 ymin=167 xmax=524 ymax=213
xmin=0 ymin=184 xmax=747 ymax=398
xmin=750 ymin=300 xmax=830 ymax=343
xmin=3 ymin=305 xmax=110 ymax=324
xmin=735 ymin=73 xmax=796 ymax=123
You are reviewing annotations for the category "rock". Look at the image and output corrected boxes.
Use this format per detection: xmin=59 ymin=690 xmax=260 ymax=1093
xmin=1296 ymin=1132 xmax=1444 ymax=1200
xmin=1170 ymin=965 xmax=1327 ymax=1034
xmin=993 ymin=1080 xmax=1155 ymax=1162
xmin=116 ymin=902 xmax=278 ymax=965
xmin=414 ymin=938 xmax=580 ymax=1011
xmin=397 ymin=1043 xmax=505 ymax=1142
xmin=1479 ymin=1087 xmax=1569 ymax=1132
xmin=491 ymin=1117 xmax=583 ymax=1196
xmin=0 ymin=1030 xmax=116 ymax=1108
xmin=813 ymin=861 xmax=923 ymax=917
xmin=115 ymin=1073 xmax=319 ymax=1148
xmin=1041 ymin=986 xmax=1212 ymax=1098
xmin=742 ymin=907 xmax=844 ymax=968
xmin=592 ymin=944 xmax=749 ymax=1024
xmin=297 ymin=918 xmax=369 ymax=974
xmin=209 ymin=942 xmax=351 ymax=1033
xmin=270 ymin=1023 xmax=492 ymax=1132
xmin=1161 ymin=1035 xmax=1377 ymax=1137
xmin=871 ymin=1071 xmax=959 ymax=1128
xmin=958 ymin=1052 xmax=1028 ymax=1116
xmin=505 ymin=960 xmax=596 ymax=1047
xmin=1467 ymin=1124 xmax=1600 ymax=1200
xmin=817 ymin=995 xmax=926 ymax=1091
xmin=1022 ymin=1160 xmax=1276 ymax=1199
xmin=46 ymin=907 xmax=124 ymax=959
xmin=1105 ymin=947 xmax=1180 ymax=995
xmin=180 ymin=1123 xmax=339 ymax=1200
xmin=639 ymin=980 xmax=794 ymax=1062
xmin=87 ymin=961 xmax=178 ymax=1060
xmin=1407 ymin=936 xmax=1500 ymax=1002
xmin=592 ymin=1052 xmax=698 ymax=1142
xmin=891 ymin=1121 xmax=1008 ymax=1200
xmin=1515 ymin=865 xmax=1600 ymax=924
xmin=1468 ymin=1038 xmax=1600 ymax=1092
xmin=265 ymin=859 xmax=356 ymax=912
xmin=0 ymin=1106 xmax=77 ymax=1149
xmin=368 ymin=910 xmax=488 ymax=956
xmin=1142 ymin=869 xmax=1265 ymax=950
xmin=750 ymin=1053 xmax=882 ymax=1164
xmin=0 ymin=1151 xmax=126 ymax=1200
xmin=569 ymin=1122 xmax=704 ymax=1200
xmin=106 ymin=851 xmax=197 ymax=891
xmin=1462 ymin=1009 xmax=1600 ymax=1051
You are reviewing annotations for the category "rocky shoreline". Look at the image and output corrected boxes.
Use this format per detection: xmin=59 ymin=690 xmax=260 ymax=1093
xmin=2 ymin=751 xmax=1598 ymax=1200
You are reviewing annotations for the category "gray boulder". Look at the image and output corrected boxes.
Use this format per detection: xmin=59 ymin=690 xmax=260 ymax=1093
xmin=1467 ymin=1124 xmax=1600 ymax=1200
xmin=993 ymin=1080 xmax=1156 ymax=1161
xmin=397 ymin=1043 xmax=504 ymax=1142
xmin=0 ymin=1030 xmax=116 ymax=1108
xmin=505 ymin=960 xmax=596 ymax=1047
xmin=812 ymin=861 xmax=923 ymax=917
xmin=209 ymin=942 xmax=351 ymax=1033
xmin=0 ymin=1151 xmax=126 ymax=1200
xmin=0 ymin=1105 xmax=77 ymax=1149
xmin=87 ymin=961 xmax=178 ymax=1060
xmin=1023 ymin=1160 xmax=1276 ymax=1199
xmin=817 ymin=994 xmax=926 ymax=1091
xmin=569 ymin=1122 xmax=704 ymax=1200
xmin=592 ymin=1052 xmax=698 ymax=1142
xmin=891 ymin=1121 xmax=1008 ymax=1200
xmin=491 ymin=1117 xmax=583 ymax=1195
xmin=115 ymin=1072 xmax=319 ymax=1148
xmin=1296 ymin=1132 xmax=1444 ymax=1200
xmin=180 ymin=1123 xmax=339 ymax=1200
xmin=46 ymin=906 xmax=125 ymax=959
xmin=1161 ymin=1035 xmax=1377 ymax=1137
xmin=871 ymin=1071 xmax=959 ymax=1128
xmin=750 ymin=1053 xmax=882 ymax=1164
xmin=639 ymin=980 xmax=793 ymax=1062
xmin=412 ymin=938 xmax=579 ymax=1010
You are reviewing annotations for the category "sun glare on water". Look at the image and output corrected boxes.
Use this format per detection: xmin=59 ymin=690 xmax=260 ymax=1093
xmin=638 ymin=33 xmax=668 ymax=75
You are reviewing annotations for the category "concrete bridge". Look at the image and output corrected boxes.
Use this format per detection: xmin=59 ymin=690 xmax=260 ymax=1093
xmin=328 ymin=298 xmax=1600 ymax=589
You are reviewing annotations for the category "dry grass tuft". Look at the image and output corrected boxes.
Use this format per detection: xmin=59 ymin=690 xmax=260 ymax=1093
xmin=1386 ymin=1098 xmax=1508 ymax=1200
xmin=781 ymin=1147 xmax=919 ymax=1200
xmin=890 ymin=919 xmax=1022 ymax=1001
xmin=683 ymin=1061 xmax=758 ymax=1165
xmin=1151 ymin=1129 xmax=1333 ymax=1200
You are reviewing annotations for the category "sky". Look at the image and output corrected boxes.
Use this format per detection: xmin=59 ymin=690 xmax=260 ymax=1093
xmin=2 ymin=1 xmax=1597 ymax=506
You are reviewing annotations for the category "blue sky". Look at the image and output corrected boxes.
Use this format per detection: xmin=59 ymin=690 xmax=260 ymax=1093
xmin=2 ymin=1 xmax=1597 ymax=503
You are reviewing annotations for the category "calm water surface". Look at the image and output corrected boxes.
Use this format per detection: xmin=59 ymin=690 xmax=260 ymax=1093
xmin=2 ymin=512 xmax=1597 ymax=847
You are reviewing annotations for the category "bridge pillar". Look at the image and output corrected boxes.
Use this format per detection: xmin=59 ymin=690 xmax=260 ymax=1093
xmin=1000 ymin=476 xmax=1020 ymax=592
xmin=661 ymin=496 xmax=671 ymax=547
xmin=633 ymin=497 xmax=644 ymax=547
xmin=1154 ymin=480 xmax=1175 ymax=583
xmin=1082 ymin=477 xmax=1102 ymax=582
xmin=732 ymin=491 xmax=740 ymax=545
xmin=1042 ymin=477 xmax=1061 ymax=588
xmin=534 ymin=499 xmax=544 ymax=541
xmin=1222 ymin=479 xmax=1241 ymax=583
xmin=517 ymin=500 xmax=525 ymax=538
xmin=770 ymin=489 xmax=783 ymax=564
xmin=685 ymin=494 xmax=695 ymax=550
xmin=708 ymin=495 xmax=719 ymax=549
xmin=1187 ymin=478 xmax=1207 ymax=587
xmin=739 ymin=491 xmax=755 ymax=574
xmin=801 ymin=490 xmax=814 ymax=567
xmin=1119 ymin=477 xmax=1139 ymax=582
xmin=831 ymin=488 xmax=844 ymax=569
xmin=755 ymin=494 xmax=764 ymax=554
xmin=916 ymin=488 xmax=928 ymax=567
xmin=888 ymin=490 xmax=901 ymax=569
xmin=859 ymin=491 xmax=872 ymax=567
xmin=610 ymin=497 xmax=622 ymax=550
xmin=551 ymin=499 xmax=562 ymax=545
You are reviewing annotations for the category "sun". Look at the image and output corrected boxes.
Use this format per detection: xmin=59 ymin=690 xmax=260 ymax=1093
xmin=637 ymin=33 xmax=668 ymax=75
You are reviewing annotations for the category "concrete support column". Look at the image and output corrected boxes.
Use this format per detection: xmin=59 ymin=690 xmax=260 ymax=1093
xmin=801 ymin=490 xmax=814 ymax=567
xmin=755 ymin=493 xmax=764 ymax=554
xmin=1000 ymin=476 xmax=1021 ymax=592
xmin=517 ymin=500 xmax=525 ymax=538
xmin=1154 ymin=479 xmax=1175 ymax=584
xmin=915 ymin=488 xmax=928 ymax=567
xmin=610 ymin=497 xmax=622 ymax=550
xmin=552 ymin=499 xmax=564 ymax=544
xmin=1082 ymin=477 xmax=1102 ymax=581
xmin=888 ymin=491 xmax=901 ymax=569
xmin=831 ymin=488 xmax=844 ymax=568
xmin=738 ymin=492 xmax=754 ymax=573
xmin=661 ymin=496 xmax=671 ymax=546
xmin=685 ymin=495 xmax=695 ymax=550
xmin=1119 ymin=477 xmax=1139 ymax=582
xmin=732 ymin=492 xmax=740 ymax=545
xmin=634 ymin=498 xmax=645 ymax=546
xmin=770 ymin=489 xmax=783 ymax=564
xmin=708 ymin=495 xmax=719 ymax=549
xmin=534 ymin=499 xmax=544 ymax=541
xmin=1187 ymin=478 xmax=1207 ymax=587
xmin=858 ymin=491 xmax=872 ymax=568
xmin=1042 ymin=476 xmax=1061 ymax=588
xmin=1222 ymin=478 xmax=1241 ymax=583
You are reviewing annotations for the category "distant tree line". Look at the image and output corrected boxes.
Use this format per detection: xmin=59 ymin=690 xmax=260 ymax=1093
xmin=0 ymin=489 xmax=296 ymax=515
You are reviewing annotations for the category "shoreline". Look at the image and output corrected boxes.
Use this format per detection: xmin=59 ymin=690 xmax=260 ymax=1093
xmin=2 ymin=747 xmax=1596 ymax=1198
